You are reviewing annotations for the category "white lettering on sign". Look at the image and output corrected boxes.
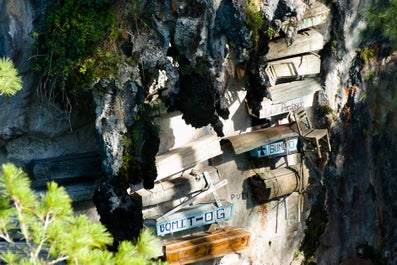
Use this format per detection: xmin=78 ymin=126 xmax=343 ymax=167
xmin=155 ymin=203 xmax=234 ymax=236
xmin=250 ymin=138 xmax=298 ymax=158
xmin=260 ymin=98 xmax=305 ymax=118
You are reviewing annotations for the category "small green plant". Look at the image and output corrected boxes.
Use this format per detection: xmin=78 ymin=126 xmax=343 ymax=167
xmin=265 ymin=26 xmax=275 ymax=39
xmin=33 ymin=0 xmax=120 ymax=104
xmin=365 ymin=70 xmax=375 ymax=81
xmin=245 ymin=0 xmax=265 ymax=42
xmin=294 ymin=249 xmax=302 ymax=257
xmin=357 ymin=47 xmax=376 ymax=65
xmin=365 ymin=0 xmax=397 ymax=48
xmin=0 ymin=163 xmax=166 ymax=264
xmin=0 ymin=57 xmax=23 ymax=96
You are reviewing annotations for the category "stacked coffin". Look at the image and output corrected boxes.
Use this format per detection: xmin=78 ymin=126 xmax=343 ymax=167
xmin=248 ymin=2 xmax=330 ymax=119
xmin=249 ymin=164 xmax=309 ymax=203
xmin=163 ymin=226 xmax=250 ymax=265
xmin=26 ymin=152 xmax=103 ymax=202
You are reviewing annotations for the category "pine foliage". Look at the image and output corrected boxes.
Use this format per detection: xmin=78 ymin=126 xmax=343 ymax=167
xmin=0 ymin=163 xmax=166 ymax=265
xmin=365 ymin=0 xmax=397 ymax=47
xmin=0 ymin=57 xmax=23 ymax=96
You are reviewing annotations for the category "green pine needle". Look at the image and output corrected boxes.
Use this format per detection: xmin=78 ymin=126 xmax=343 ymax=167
xmin=0 ymin=57 xmax=23 ymax=96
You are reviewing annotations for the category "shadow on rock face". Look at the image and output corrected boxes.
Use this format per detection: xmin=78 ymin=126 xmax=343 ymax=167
xmin=93 ymin=181 xmax=143 ymax=250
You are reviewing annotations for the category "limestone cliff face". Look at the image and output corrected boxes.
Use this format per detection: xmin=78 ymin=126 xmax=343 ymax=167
xmin=1 ymin=0 xmax=396 ymax=264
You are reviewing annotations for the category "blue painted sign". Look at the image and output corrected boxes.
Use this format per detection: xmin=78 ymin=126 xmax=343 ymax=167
xmin=250 ymin=138 xmax=298 ymax=158
xmin=146 ymin=202 xmax=234 ymax=236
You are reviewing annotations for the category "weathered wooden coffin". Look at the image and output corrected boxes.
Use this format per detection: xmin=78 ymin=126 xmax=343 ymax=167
xmin=145 ymin=202 xmax=234 ymax=236
xmin=132 ymin=166 xmax=221 ymax=208
xmin=279 ymin=2 xmax=330 ymax=33
xmin=163 ymin=227 xmax=250 ymax=265
xmin=26 ymin=152 xmax=103 ymax=187
xmin=266 ymin=29 xmax=324 ymax=61
xmin=297 ymin=2 xmax=330 ymax=31
xmin=225 ymin=124 xmax=298 ymax=155
xmin=26 ymin=152 xmax=103 ymax=201
xmin=253 ymin=78 xmax=321 ymax=119
xmin=249 ymin=137 xmax=299 ymax=158
xmin=266 ymin=54 xmax=321 ymax=86
xmin=249 ymin=164 xmax=309 ymax=203
xmin=156 ymin=134 xmax=222 ymax=181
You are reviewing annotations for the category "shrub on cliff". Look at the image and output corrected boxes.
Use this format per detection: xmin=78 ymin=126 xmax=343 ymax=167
xmin=0 ymin=57 xmax=23 ymax=96
xmin=0 ymin=163 xmax=166 ymax=265
xmin=366 ymin=0 xmax=397 ymax=48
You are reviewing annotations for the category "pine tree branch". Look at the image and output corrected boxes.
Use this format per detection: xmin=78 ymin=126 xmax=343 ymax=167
xmin=32 ymin=213 xmax=51 ymax=261
xmin=0 ymin=231 xmax=12 ymax=243
xmin=49 ymin=255 xmax=69 ymax=265
xmin=13 ymin=201 xmax=34 ymax=259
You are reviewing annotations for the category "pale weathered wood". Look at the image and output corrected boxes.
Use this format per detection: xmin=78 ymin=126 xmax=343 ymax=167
xmin=249 ymin=164 xmax=309 ymax=203
xmin=266 ymin=54 xmax=321 ymax=85
xmin=156 ymin=134 xmax=222 ymax=181
xmin=266 ymin=29 xmax=324 ymax=61
xmin=163 ymin=227 xmax=250 ymax=265
xmin=268 ymin=78 xmax=322 ymax=104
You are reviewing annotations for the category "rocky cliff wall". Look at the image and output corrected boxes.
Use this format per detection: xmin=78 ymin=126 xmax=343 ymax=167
xmin=2 ymin=0 xmax=397 ymax=264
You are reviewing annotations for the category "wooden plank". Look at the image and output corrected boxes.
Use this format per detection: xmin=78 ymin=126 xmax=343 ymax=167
xmin=163 ymin=227 xmax=250 ymax=265
xmin=249 ymin=164 xmax=309 ymax=203
xmin=145 ymin=202 xmax=234 ymax=236
xmin=266 ymin=29 xmax=324 ymax=61
xmin=249 ymin=137 xmax=299 ymax=158
xmin=266 ymin=54 xmax=321 ymax=86
xmin=224 ymin=124 xmax=298 ymax=155
xmin=156 ymin=134 xmax=222 ymax=181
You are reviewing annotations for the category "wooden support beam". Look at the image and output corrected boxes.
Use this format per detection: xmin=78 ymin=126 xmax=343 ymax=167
xmin=249 ymin=164 xmax=309 ymax=203
xmin=163 ymin=227 xmax=250 ymax=265
xmin=266 ymin=29 xmax=324 ymax=61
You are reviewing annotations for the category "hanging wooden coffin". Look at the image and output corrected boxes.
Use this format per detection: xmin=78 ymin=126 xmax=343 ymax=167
xmin=249 ymin=164 xmax=309 ymax=203
xmin=132 ymin=166 xmax=221 ymax=208
xmin=254 ymin=79 xmax=322 ymax=119
xmin=266 ymin=29 xmax=324 ymax=61
xmin=163 ymin=226 xmax=250 ymax=265
xmin=249 ymin=137 xmax=299 ymax=158
xmin=278 ymin=2 xmax=330 ymax=34
xmin=145 ymin=202 xmax=234 ymax=236
xmin=265 ymin=54 xmax=321 ymax=86
xmin=156 ymin=134 xmax=222 ymax=181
